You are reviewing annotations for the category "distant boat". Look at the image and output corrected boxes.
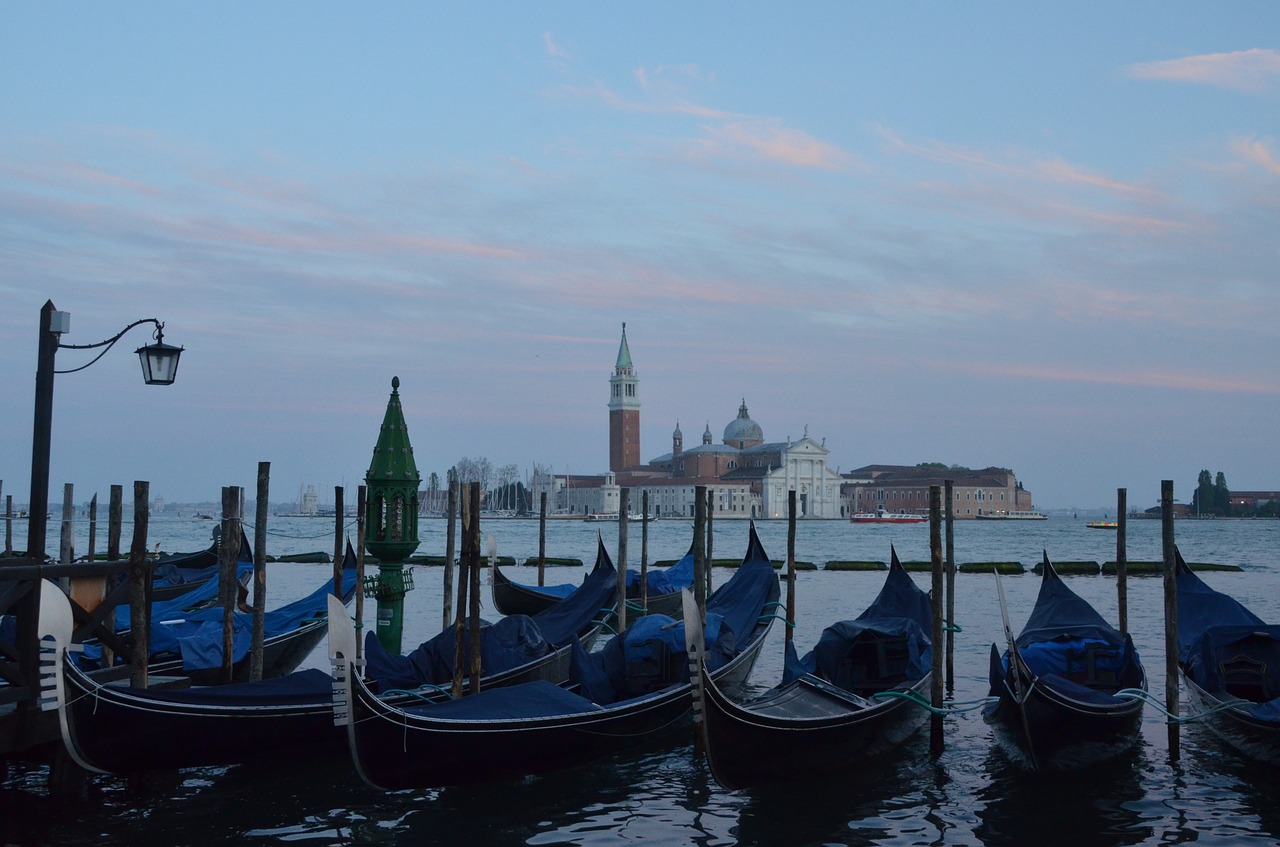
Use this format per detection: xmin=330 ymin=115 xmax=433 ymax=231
xmin=1087 ymin=521 xmax=1119 ymax=530
xmin=849 ymin=508 xmax=926 ymax=525
xmin=974 ymin=511 xmax=1048 ymax=521
xmin=583 ymin=512 xmax=654 ymax=523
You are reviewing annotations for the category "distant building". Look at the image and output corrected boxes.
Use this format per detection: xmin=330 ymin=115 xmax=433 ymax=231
xmin=532 ymin=325 xmax=842 ymax=518
xmin=1228 ymin=491 xmax=1280 ymax=510
xmin=840 ymin=465 xmax=1035 ymax=519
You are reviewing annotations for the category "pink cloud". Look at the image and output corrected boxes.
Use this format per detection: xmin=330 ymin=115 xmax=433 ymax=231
xmin=702 ymin=120 xmax=855 ymax=171
xmin=940 ymin=360 xmax=1278 ymax=395
xmin=1232 ymin=135 xmax=1280 ymax=175
xmin=1127 ymin=48 xmax=1280 ymax=92
xmin=543 ymin=32 xmax=569 ymax=60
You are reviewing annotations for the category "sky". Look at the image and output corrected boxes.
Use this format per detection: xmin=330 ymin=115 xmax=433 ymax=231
xmin=1 ymin=4 xmax=1278 ymax=512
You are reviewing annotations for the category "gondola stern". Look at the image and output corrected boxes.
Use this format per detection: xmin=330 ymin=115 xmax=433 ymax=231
xmin=37 ymin=582 xmax=112 ymax=775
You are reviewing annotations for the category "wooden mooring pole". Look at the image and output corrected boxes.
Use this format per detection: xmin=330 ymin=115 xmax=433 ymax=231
xmin=220 ymin=486 xmax=241 ymax=684
xmin=59 ymin=483 xmax=73 ymax=591
xmin=693 ymin=485 xmax=707 ymax=623
xmin=107 ymin=485 xmax=122 ymax=563
xmin=443 ymin=478 xmax=457 ymax=632
xmin=929 ymin=485 xmax=945 ymax=759
xmin=705 ymin=488 xmax=714 ymax=594
xmin=617 ymin=489 xmax=629 ymax=632
xmin=87 ymin=493 xmax=97 ymax=564
xmin=355 ymin=485 xmax=368 ymax=662
xmin=451 ymin=483 xmax=471 ymax=698
xmin=944 ymin=479 xmax=955 ymax=693
xmin=467 ymin=483 xmax=482 ymax=695
xmin=786 ymin=490 xmax=797 ymax=646
xmin=250 ymin=462 xmax=269 ymax=681
xmin=1162 ymin=479 xmax=1180 ymax=762
xmin=640 ymin=492 xmax=649 ymax=613
xmin=1117 ymin=488 xmax=1128 ymax=636
xmin=538 ymin=491 xmax=547 ymax=587
xmin=128 ymin=481 xmax=150 ymax=689
xmin=332 ymin=486 xmax=345 ymax=600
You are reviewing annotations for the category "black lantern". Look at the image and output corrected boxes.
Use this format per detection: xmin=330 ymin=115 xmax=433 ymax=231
xmin=136 ymin=326 xmax=184 ymax=385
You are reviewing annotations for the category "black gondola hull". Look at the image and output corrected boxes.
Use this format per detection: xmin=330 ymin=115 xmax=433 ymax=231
xmin=983 ymin=673 xmax=1145 ymax=771
xmin=700 ymin=670 xmax=931 ymax=790
xmin=62 ymin=663 xmax=341 ymax=772
xmin=1183 ymin=674 xmax=1280 ymax=766
xmin=347 ymin=615 xmax=771 ymax=789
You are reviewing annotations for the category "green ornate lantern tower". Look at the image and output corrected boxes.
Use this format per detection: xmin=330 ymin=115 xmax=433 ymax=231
xmin=364 ymin=376 xmax=420 ymax=653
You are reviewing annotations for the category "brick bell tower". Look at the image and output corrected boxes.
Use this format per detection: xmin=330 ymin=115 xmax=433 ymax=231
xmin=609 ymin=323 xmax=640 ymax=472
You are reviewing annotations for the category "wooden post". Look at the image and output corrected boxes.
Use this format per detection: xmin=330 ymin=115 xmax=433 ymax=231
xmin=640 ymin=492 xmax=649 ymax=613
xmin=1162 ymin=479 xmax=1179 ymax=762
xmin=128 ymin=481 xmax=150 ymax=689
xmin=332 ymin=486 xmax=345 ymax=600
xmin=99 ymin=486 xmax=121 ymax=667
xmin=786 ymin=490 xmax=797 ymax=645
xmin=467 ymin=483 xmax=482 ymax=695
xmin=929 ymin=485 xmax=945 ymax=759
xmin=705 ymin=488 xmax=714 ymax=594
xmin=618 ymin=490 xmax=630 ymax=631
xmin=356 ymin=484 xmax=367 ymax=662
xmin=945 ymin=479 xmax=955 ymax=693
xmin=71 ymin=490 xmax=107 ymax=614
xmin=693 ymin=485 xmax=706 ymax=622
xmin=451 ymin=483 xmax=471 ymax=698
xmin=107 ymin=485 xmax=122 ymax=562
xmin=59 ymin=483 xmax=73 ymax=590
xmin=220 ymin=486 xmax=240 ymax=684
xmin=87 ymin=493 xmax=97 ymax=563
xmin=4 ymin=492 xmax=11 ymax=556
xmin=538 ymin=491 xmax=547 ymax=587
xmin=443 ymin=478 xmax=457 ymax=632
xmin=249 ymin=462 xmax=269 ymax=681
xmin=1116 ymin=488 xmax=1128 ymax=636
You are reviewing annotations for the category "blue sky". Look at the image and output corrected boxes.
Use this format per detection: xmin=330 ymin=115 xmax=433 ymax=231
xmin=2 ymin=4 xmax=1277 ymax=510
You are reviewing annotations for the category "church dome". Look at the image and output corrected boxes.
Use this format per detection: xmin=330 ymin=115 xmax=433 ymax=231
xmin=723 ymin=399 xmax=763 ymax=447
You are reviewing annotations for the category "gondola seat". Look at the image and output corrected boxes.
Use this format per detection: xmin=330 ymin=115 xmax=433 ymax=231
xmin=840 ymin=633 xmax=910 ymax=696
xmin=1220 ymin=654 xmax=1270 ymax=703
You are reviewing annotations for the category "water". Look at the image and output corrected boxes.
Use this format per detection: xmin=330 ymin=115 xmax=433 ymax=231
xmin=4 ymin=515 xmax=1280 ymax=845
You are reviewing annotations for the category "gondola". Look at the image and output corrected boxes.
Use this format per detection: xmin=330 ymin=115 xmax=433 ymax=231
xmin=1176 ymin=547 xmax=1280 ymax=765
xmin=75 ymin=543 xmax=360 ymax=685
xmin=335 ymin=523 xmax=780 ymax=790
xmin=47 ymin=539 xmax=617 ymax=774
xmin=691 ymin=545 xmax=933 ymax=790
xmin=492 ymin=536 xmax=694 ymax=618
xmin=983 ymin=552 xmax=1147 ymax=771
xmin=148 ymin=531 xmax=254 ymax=601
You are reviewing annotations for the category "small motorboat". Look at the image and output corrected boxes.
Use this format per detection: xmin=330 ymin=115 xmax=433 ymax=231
xmin=849 ymin=508 xmax=926 ymax=524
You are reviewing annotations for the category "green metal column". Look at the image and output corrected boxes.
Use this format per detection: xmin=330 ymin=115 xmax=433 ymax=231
xmin=364 ymin=376 xmax=420 ymax=654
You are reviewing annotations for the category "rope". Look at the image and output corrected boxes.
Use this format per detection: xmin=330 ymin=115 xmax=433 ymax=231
xmin=944 ymin=621 xmax=963 ymax=633
xmin=757 ymin=613 xmax=795 ymax=628
xmin=1113 ymin=688 xmax=1255 ymax=724
xmin=380 ymin=683 xmax=455 ymax=702
xmin=870 ymin=689 xmax=997 ymax=716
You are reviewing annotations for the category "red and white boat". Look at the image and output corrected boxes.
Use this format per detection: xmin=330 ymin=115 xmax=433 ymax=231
xmin=849 ymin=508 xmax=927 ymax=524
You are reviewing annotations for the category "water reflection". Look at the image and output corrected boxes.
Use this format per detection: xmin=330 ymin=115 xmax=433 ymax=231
xmin=730 ymin=737 xmax=942 ymax=847
xmin=974 ymin=745 xmax=1152 ymax=847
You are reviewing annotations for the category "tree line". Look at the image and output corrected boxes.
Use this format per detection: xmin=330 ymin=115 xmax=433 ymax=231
xmin=422 ymin=457 xmax=536 ymax=514
xmin=1191 ymin=469 xmax=1279 ymax=518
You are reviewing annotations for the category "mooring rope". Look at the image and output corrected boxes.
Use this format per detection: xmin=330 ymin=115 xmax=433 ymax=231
xmin=870 ymin=689 xmax=997 ymax=716
xmin=1113 ymin=687 xmax=1255 ymax=723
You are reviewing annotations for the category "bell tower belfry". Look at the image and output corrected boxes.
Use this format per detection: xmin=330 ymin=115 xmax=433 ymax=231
xmin=608 ymin=323 xmax=640 ymax=472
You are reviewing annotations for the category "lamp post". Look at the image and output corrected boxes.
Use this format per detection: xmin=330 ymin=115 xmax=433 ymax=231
xmin=26 ymin=299 xmax=183 ymax=561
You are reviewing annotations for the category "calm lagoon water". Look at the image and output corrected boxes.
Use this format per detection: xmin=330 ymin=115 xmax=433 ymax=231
xmin=3 ymin=515 xmax=1279 ymax=846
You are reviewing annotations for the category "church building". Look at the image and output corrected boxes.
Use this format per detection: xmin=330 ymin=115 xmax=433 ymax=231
xmin=533 ymin=324 xmax=843 ymax=519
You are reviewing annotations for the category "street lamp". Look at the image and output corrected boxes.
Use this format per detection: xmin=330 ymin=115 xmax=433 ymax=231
xmin=26 ymin=299 xmax=183 ymax=561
